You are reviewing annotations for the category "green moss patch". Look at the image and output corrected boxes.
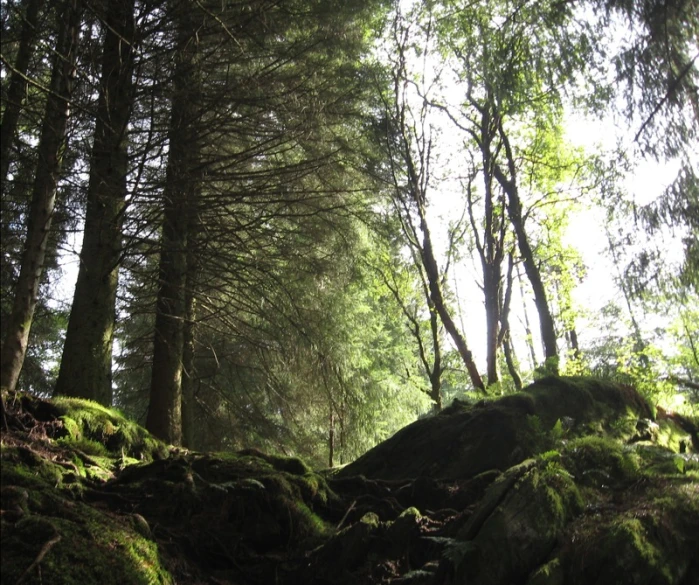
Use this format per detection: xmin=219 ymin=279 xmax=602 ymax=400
xmin=0 ymin=459 xmax=172 ymax=585
xmin=53 ymin=397 xmax=168 ymax=463
xmin=560 ymin=485 xmax=699 ymax=585
xmin=563 ymin=436 xmax=640 ymax=487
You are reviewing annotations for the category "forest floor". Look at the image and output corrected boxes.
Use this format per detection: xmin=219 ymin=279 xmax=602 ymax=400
xmin=1 ymin=377 xmax=698 ymax=585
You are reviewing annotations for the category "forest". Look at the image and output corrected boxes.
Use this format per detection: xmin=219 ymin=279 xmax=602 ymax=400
xmin=1 ymin=0 xmax=698 ymax=465
xmin=2 ymin=1 xmax=699 ymax=584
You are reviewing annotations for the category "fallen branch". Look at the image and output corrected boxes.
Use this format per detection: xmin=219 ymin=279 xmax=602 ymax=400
xmin=336 ymin=500 xmax=356 ymax=531
xmin=16 ymin=533 xmax=61 ymax=584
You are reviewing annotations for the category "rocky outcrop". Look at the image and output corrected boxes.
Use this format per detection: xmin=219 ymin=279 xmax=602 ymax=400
xmin=1 ymin=376 xmax=697 ymax=585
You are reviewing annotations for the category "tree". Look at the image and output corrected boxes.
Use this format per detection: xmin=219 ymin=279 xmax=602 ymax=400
xmin=367 ymin=221 xmax=446 ymax=409
xmin=0 ymin=0 xmax=45 ymax=185
xmin=145 ymin=0 xmax=201 ymax=444
xmin=0 ymin=0 xmax=82 ymax=391
xmin=54 ymin=0 xmax=136 ymax=405
xmin=140 ymin=0 xmax=393 ymax=445
xmin=378 ymin=7 xmax=485 ymax=392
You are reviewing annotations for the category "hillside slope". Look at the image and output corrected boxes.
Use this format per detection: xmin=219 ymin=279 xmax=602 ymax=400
xmin=1 ymin=377 xmax=698 ymax=584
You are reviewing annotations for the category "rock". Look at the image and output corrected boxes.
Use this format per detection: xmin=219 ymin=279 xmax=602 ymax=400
xmin=1 ymin=379 xmax=697 ymax=585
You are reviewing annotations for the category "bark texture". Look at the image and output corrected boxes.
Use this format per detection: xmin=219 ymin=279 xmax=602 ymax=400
xmin=55 ymin=0 xmax=136 ymax=404
xmin=0 ymin=0 xmax=45 ymax=184
xmin=0 ymin=0 xmax=81 ymax=391
xmin=146 ymin=9 xmax=201 ymax=444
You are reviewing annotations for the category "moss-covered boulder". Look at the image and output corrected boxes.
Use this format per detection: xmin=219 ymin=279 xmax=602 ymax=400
xmin=0 ymin=390 xmax=341 ymax=584
xmin=338 ymin=376 xmax=657 ymax=481
xmin=1 ymin=377 xmax=697 ymax=585
xmin=441 ymin=457 xmax=583 ymax=585
xmin=0 ymin=391 xmax=173 ymax=584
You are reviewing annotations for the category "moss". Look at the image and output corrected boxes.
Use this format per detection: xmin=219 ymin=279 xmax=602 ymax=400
xmin=525 ymin=376 xmax=652 ymax=437
xmin=0 ymin=460 xmax=172 ymax=584
xmin=1 ymin=509 xmax=172 ymax=585
xmin=236 ymin=447 xmax=312 ymax=475
xmin=245 ymin=471 xmax=333 ymax=549
xmin=210 ymin=450 xmax=275 ymax=474
xmin=52 ymin=397 xmax=168 ymax=463
xmin=568 ymin=514 xmax=690 ymax=585
xmin=1 ymin=449 xmax=71 ymax=492
xmin=563 ymin=436 xmax=640 ymax=487
xmin=453 ymin=462 xmax=583 ymax=585
xmin=56 ymin=435 xmax=109 ymax=457
xmin=526 ymin=558 xmax=565 ymax=585
xmin=655 ymin=419 xmax=692 ymax=453
xmin=296 ymin=471 xmax=337 ymax=506
xmin=359 ymin=512 xmax=381 ymax=527
xmin=627 ymin=443 xmax=699 ymax=478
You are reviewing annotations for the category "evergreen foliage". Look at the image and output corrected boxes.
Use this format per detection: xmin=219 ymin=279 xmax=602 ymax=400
xmin=1 ymin=0 xmax=697 ymax=462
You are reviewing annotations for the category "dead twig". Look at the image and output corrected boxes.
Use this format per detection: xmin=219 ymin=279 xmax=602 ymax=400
xmin=336 ymin=500 xmax=356 ymax=531
xmin=16 ymin=533 xmax=61 ymax=584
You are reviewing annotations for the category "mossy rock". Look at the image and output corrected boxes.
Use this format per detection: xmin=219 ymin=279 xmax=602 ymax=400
xmin=3 ymin=381 xmax=696 ymax=585
xmin=0 ymin=460 xmax=172 ymax=585
xmin=554 ymin=484 xmax=699 ymax=585
xmin=339 ymin=376 xmax=653 ymax=481
xmin=447 ymin=459 xmax=583 ymax=585
xmin=562 ymin=436 xmax=640 ymax=488
xmin=52 ymin=397 xmax=169 ymax=463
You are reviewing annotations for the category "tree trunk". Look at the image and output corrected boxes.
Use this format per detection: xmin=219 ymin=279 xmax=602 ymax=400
xmin=328 ymin=410 xmax=335 ymax=468
xmin=0 ymin=0 xmax=44 ymax=185
xmin=493 ymin=161 xmax=558 ymax=368
xmin=500 ymin=252 xmax=522 ymax=389
xmin=417 ymin=206 xmax=485 ymax=392
xmin=0 ymin=0 xmax=81 ymax=391
xmin=376 ymin=256 xmax=444 ymax=409
xmin=483 ymin=266 xmax=501 ymax=384
xmin=502 ymin=333 xmax=522 ymax=390
xmin=516 ymin=263 xmax=538 ymax=369
xmin=476 ymin=104 xmax=506 ymax=387
xmin=55 ymin=0 xmax=135 ymax=405
xmin=428 ymin=302 xmax=443 ymax=410
xmin=181 ymin=263 xmax=198 ymax=449
xmin=146 ymin=10 xmax=200 ymax=445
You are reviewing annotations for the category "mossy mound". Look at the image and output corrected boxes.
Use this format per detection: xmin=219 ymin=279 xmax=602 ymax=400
xmin=1 ymin=478 xmax=172 ymax=585
xmin=0 ymin=389 xmax=343 ymax=584
xmin=338 ymin=376 xmax=659 ymax=481
xmin=313 ymin=377 xmax=698 ymax=584
xmin=1 ymin=378 xmax=697 ymax=585
xmin=3 ymin=390 xmax=168 ymax=469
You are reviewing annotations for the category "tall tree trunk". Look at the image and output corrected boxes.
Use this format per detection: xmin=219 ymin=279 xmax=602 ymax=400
xmin=500 ymin=252 xmax=522 ymax=389
xmin=416 ymin=206 xmax=485 ymax=392
xmin=0 ymin=0 xmax=81 ymax=391
xmin=328 ymin=409 xmax=335 ymax=468
xmin=492 ymin=129 xmax=558 ymax=368
xmin=181 ymin=272 xmax=197 ymax=449
xmin=181 ymin=207 xmax=201 ymax=450
xmin=476 ymin=102 xmax=506 ymax=387
xmin=146 ymin=10 xmax=200 ymax=444
xmin=483 ymin=265 xmax=501 ymax=384
xmin=516 ymin=262 xmax=538 ymax=369
xmin=55 ymin=0 xmax=135 ymax=405
xmin=428 ymin=303 xmax=443 ymax=410
xmin=0 ymin=0 xmax=44 ymax=185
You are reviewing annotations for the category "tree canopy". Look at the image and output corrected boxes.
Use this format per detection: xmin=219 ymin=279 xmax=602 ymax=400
xmin=1 ymin=0 xmax=697 ymax=462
